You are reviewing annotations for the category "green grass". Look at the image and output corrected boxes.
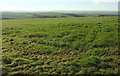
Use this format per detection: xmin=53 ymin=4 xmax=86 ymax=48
xmin=2 ymin=16 xmax=119 ymax=75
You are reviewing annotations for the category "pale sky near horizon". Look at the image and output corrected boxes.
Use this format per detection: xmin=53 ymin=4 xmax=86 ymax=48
xmin=0 ymin=0 xmax=119 ymax=11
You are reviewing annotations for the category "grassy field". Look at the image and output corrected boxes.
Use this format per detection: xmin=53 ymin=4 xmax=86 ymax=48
xmin=2 ymin=16 xmax=119 ymax=75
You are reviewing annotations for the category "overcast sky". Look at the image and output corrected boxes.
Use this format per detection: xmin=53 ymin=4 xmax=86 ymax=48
xmin=0 ymin=0 xmax=119 ymax=11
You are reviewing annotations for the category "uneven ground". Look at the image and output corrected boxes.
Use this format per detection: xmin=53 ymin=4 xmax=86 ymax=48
xmin=1 ymin=16 xmax=119 ymax=75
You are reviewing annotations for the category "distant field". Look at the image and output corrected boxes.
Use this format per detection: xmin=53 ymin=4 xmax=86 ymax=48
xmin=1 ymin=11 xmax=118 ymax=20
xmin=2 ymin=16 xmax=119 ymax=75
xmin=1 ymin=12 xmax=86 ymax=20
